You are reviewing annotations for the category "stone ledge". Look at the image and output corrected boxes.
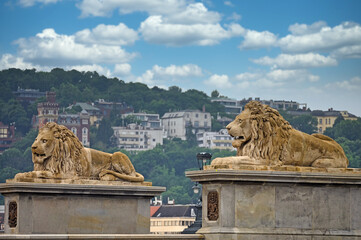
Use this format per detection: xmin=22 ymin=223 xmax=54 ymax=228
xmin=0 ymin=182 xmax=166 ymax=197
xmin=186 ymin=169 xmax=361 ymax=185
xmin=197 ymin=227 xmax=361 ymax=236
xmin=0 ymin=234 xmax=204 ymax=239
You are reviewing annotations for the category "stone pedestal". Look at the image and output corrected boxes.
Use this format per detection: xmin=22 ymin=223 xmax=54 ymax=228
xmin=0 ymin=181 xmax=165 ymax=234
xmin=186 ymin=169 xmax=361 ymax=240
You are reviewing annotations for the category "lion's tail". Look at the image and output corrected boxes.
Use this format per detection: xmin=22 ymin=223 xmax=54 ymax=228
xmin=109 ymin=171 xmax=145 ymax=182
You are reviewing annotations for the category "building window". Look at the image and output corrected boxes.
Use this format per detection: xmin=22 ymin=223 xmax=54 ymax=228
xmin=319 ymin=119 xmax=322 ymax=124
xmin=319 ymin=127 xmax=322 ymax=133
xmin=205 ymin=114 xmax=207 ymax=119
xmin=195 ymin=114 xmax=199 ymax=118
xmin=194 ymin=121 xmax=199 ymax=127
xmin=71 ymin=127 xmax=77 ymax=136
xmin=82 ymin=127 xmax=88 ymax=145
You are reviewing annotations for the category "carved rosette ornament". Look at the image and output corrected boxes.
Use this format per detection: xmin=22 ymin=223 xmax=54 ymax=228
xmin=8 ymin=201 xmax=17 ymax=228
xmin=207 ymin=191 xmax=219 ymax=221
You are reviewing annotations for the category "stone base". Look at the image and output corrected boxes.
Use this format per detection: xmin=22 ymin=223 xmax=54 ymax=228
xmin=186 ymin=169 xmax=361 ymax=240
xmin=0 ymin=181 xmax=165 ymax=234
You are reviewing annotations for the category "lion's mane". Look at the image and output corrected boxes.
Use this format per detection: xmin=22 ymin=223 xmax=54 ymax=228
xmin=34 ymin=122 xmax=87 ymax=175
xmin=241 ymin=101 xmax=292 ymax=164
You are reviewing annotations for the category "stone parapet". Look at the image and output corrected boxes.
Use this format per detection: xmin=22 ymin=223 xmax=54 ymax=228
xmin=186 ymin=169 xmax=361 ymax=240
xmin=0 ymin=182 xmax=165 ymax=234
xmin=0 ymin=234 xmax=204 ymax=240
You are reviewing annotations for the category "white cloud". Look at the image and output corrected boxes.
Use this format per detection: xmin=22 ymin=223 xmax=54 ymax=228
xmin=136 ymin=64 xmax=203 ymax=86
xmin=114 ymin=63 xmax=132 ymax=76
xmin=279 ymin=22 xmax=361 ymax=54
xmin=17 ymin=0 xmax=60 ymax=7
xmin=227 ymin=12 xmax=241 ymax=21
xmin=327 ymin=76 xmax=361 ymax=91
xmin=165 ymin=3 xmax=221 ymax=25
xmin=224 ymin=1 xmax=234 ymax=7
xmin=288 ymin=21 xmax=327 ymax=36
xmin=75 ymin=23 xmax=138 ymax=46
xmin=204 ymin=74 xmax=232 ymax=88
xmin=14 ymin=28 xmax=136 ymax=67
xmin=239 ymin=29 xmax=277 ymax=49
xmin=0 ymin=54 xmax=49 ymax=70
xmin=77 ymin=0 xmax=187 ymax=18
xmin=331 ymin=44 xmax=361 ymax=59
xmin=139 ymin=16 xmax=244 ymax=46
xmin=253 ymin=53 xmax=337 ymax=69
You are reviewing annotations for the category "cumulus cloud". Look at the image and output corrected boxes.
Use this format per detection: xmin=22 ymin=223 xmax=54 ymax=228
xmin=114 ymin=63 xmax=132 ymax=76
xmin=239 ymin=30 xmax=277 ymax=49
xmin=139 ymin=16 xmax=244 ymax=46
xmin=17 ymin=0 xmax=60 ymax=7
xmin=327 ymin=76 xmax=361 ymax=91
xmin=224 ymin=1 xmax=234 ymax=7
xmin=253 ymin=53 xmax=337 ymax=69
xmin=75 ymin=23 xmax=138 ymax=46
xmin=204 ymin=74 xmax=232 ymax=88
xmin=14 ymin=28 xmax=136 ymax=67
xmin=279 ymin=22 xmax=361 ymax=54
xmin=0 ymin=54 xmax=48 ymax=70
xmin=136 ymin=64 xmax=203 ymax=86
xmin=77 ymin=0 xmax=187 ymax=18
xmin=288 ymin=21 xmax=327 ymax=36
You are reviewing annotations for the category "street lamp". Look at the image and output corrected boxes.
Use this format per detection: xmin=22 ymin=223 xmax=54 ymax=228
xmin=196 ymin=152 xmax=212 ymax=170
xmin=182 ymin=152 xmax=212 ymax=234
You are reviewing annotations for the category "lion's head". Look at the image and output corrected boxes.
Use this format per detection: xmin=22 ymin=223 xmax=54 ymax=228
xmin=32 ymin=122 xmax=86 ymax=174
xmin=226 ymin=101 xmax=292 ymax=164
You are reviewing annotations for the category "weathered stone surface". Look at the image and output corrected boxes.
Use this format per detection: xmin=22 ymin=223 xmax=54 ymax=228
xmin=0 ymin=182 xmax=165 ymax=234
xmin=186 ymin=169 xmax=361 ymax=240
xmin=275 ymin=186 xmax=313 ymax=229
xmin=235 ymin=185 xmax=275 ymax=228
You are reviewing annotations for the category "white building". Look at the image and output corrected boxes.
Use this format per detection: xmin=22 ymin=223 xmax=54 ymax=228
xmin=112 ymin=123 xmax=163 ymax=151
xmin=122 ymin=112 xmax=161 ymax=129
xmin=211 ymin=98 xmax=242 ymax=114
xmin=161 ymin=110 xmax=211 ymax=140
xmin=196 ymin=129 xmax=234 ymax=150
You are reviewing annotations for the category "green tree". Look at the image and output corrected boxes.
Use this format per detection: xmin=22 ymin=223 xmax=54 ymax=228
xmin=211 ymin=90 xmax=220 ymax=98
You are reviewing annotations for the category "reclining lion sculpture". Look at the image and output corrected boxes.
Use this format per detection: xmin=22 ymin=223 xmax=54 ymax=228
xmin=212 ymin=101 xmax=348 ymax=168
xmin=15 ymin=122 xmax=144 ymax=182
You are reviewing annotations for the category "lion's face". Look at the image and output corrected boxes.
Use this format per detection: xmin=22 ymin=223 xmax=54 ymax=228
xmin=31 ymin=129 xmax=56 ymax=164
xmin=226 ymin=108 xmax=252 ymax=148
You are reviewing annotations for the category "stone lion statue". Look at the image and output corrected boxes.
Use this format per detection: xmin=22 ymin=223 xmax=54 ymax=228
xmin=15 ymin=122 xmax=144 ymax=182
xmin=212 ymin=101 xmax=348 ymax=168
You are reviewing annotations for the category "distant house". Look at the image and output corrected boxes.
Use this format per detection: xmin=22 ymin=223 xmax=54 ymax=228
xmin=0 ymin=122 xmax=16 ymax=153
xmin=67 ymin=102 xmax=102 ymax=126
xmin=112 ymin=123 xmax=163 ymax=151
xmin=161 ymin=110 xmax=211 ymax=140
xmin=311 ymin=108 xmax=358 ymax=133
xmin=211 ymin=98 xmax=242 ymax=114
xmin=196 ymin=129 xmax=234 ymax=150
xmin=94 ymin=99 xmax=133 ymax=118
xmin=37 ymin=92 xmax=59 ymax=129
xmin=150 ymin=205 xmax=197 ymax=234
xmin=58 ymin=110 xmax=90 ymax=147
xmin=13 ymin=87 xmax=46 ymax=104
xmin=122 ymin=112 xmax=161 ymax=129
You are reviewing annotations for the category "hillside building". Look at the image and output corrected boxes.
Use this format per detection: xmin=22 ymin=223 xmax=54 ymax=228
xmin=196 ymin=129 xmax=234 ymax=150
xmin=37 ymin=92 xmax=59 ymax=128
xmin=161 ymin=110 xmax=211 ymax=140
xmin=94 ymin=99 xmax=133 ymax=118
xmin=211 ymin=98 xmax=242 ymax=114
xmin=58 ymin=110 xmax=90 ymax=147
xmin=0 ymin=122 xmax=16 ymax=153
xmin=112 ymin=123 xmax=163 ymax=151
xmin=67 ymin=102 xmax=102 ymax=126
xmin=122 ymin=112 xmax=161 ymax=129
xmin=150 ymin=205 xmax=197 ymax=234
xmin=311 ymin=108 xmax=358 ymax=133
xmin=13 ymin=87 xmax=46 ymax=104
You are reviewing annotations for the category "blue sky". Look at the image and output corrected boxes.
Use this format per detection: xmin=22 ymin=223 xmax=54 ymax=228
xmin=1 ymin=0 xmax=361 ymax=116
